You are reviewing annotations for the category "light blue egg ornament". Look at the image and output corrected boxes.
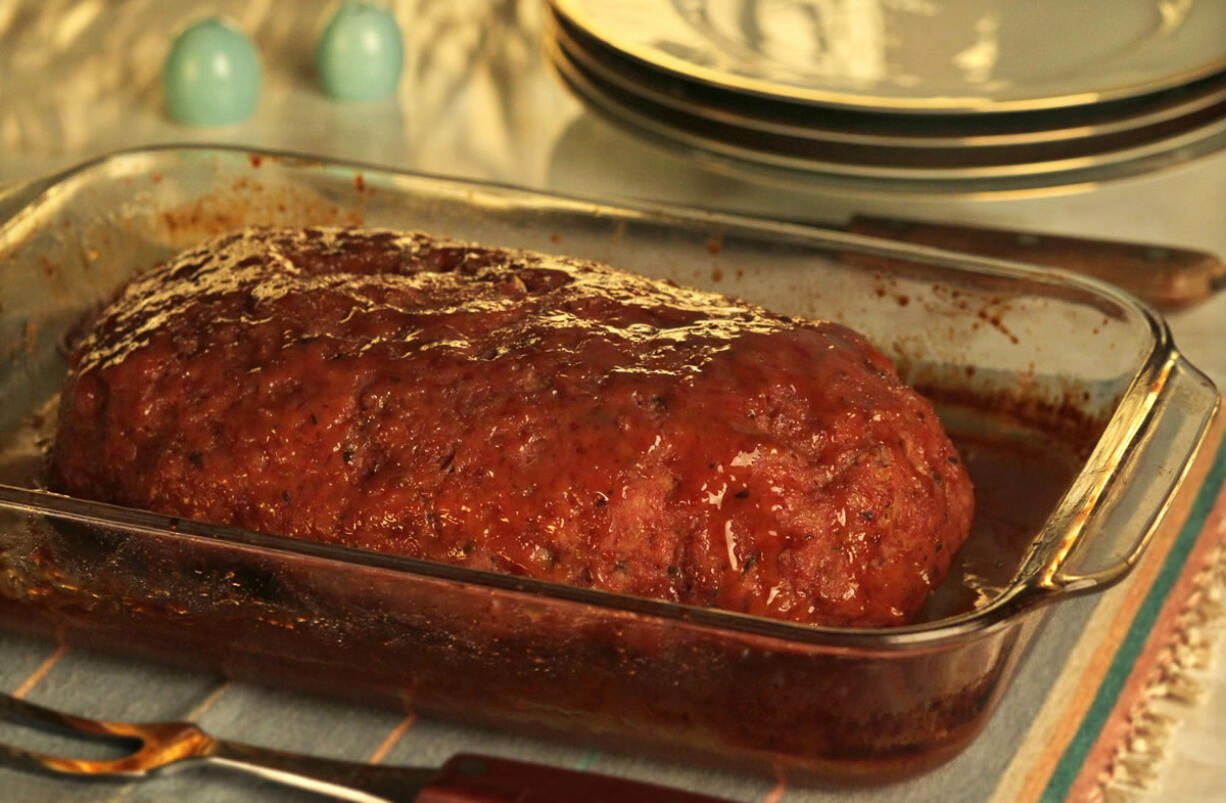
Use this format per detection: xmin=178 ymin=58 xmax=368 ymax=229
xmin=316 ymin=1 xmax=404 ymax=101
xmin=163 ymin=17 xmax=261 ymax=126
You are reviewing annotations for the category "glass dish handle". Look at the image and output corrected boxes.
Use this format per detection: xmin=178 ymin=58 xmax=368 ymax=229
xmin=1026 ymin=353 xmax=1219 ymax=603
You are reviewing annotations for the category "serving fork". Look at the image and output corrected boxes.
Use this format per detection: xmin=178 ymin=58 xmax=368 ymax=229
xmin=0 ymin=692 xmax=729 ymax=802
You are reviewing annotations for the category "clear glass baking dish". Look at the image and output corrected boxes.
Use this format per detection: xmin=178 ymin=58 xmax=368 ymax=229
xmin=0 ymin=146 xmax=1217 ymax=783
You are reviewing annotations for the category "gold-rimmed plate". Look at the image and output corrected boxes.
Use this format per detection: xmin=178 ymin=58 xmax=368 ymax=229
xmin=548 ymin=8 xmax=1226 ymax=150
xmin=546 ymin=33 xmax=1226 ymax=191
xmin=551 ymin=0 xmax=1226 ymax=114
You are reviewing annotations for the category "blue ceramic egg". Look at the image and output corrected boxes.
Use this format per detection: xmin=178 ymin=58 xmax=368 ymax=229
xmin=316 ymin=1 xmax=404 ymax=101
xmin=163 ymin=18 xmax=261 ymax=126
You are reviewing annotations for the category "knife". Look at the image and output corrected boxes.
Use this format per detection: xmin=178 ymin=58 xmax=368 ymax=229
xmin=844 ymin=215 xmax=1226 ymax=312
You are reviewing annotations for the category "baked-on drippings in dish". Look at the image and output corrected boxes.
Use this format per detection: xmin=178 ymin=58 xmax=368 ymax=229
xmin=51 ymin=226 xmax=974 ymax=627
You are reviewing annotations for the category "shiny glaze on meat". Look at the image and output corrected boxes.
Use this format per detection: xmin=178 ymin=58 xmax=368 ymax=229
xmin=52 ymin=227 xmax=973 ymax=627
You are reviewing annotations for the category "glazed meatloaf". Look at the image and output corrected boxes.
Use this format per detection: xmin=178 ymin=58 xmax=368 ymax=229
xmin=51 ymin=226 xmax=973 ymax=627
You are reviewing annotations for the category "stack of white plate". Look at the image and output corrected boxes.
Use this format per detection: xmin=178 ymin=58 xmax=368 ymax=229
xmin=545 ymin=0 xmax=1226 ymax=193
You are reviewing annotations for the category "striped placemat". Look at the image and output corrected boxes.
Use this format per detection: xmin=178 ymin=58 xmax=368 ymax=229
xmin=993 ymin=416 xmax=1226 ymax=803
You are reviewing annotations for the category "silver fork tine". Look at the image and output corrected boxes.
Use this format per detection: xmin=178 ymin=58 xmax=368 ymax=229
xmin=0 ymin=692 xmax=213 ymax=778
xmin=0 ymin=692 xmax=428 ymax=802
xmin=1 ymin=691 xmax=131 ymax=738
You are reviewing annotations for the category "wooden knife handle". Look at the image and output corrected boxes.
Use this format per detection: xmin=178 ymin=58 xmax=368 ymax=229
xmin=848 ymin=215 xmax=1226 ymax=312
xmin=415 ymin=753 xmax=733 ymax=803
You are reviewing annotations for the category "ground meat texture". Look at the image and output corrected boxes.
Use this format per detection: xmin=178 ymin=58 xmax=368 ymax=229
xmin=51 ymin=226 xmax=974 ymax=628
